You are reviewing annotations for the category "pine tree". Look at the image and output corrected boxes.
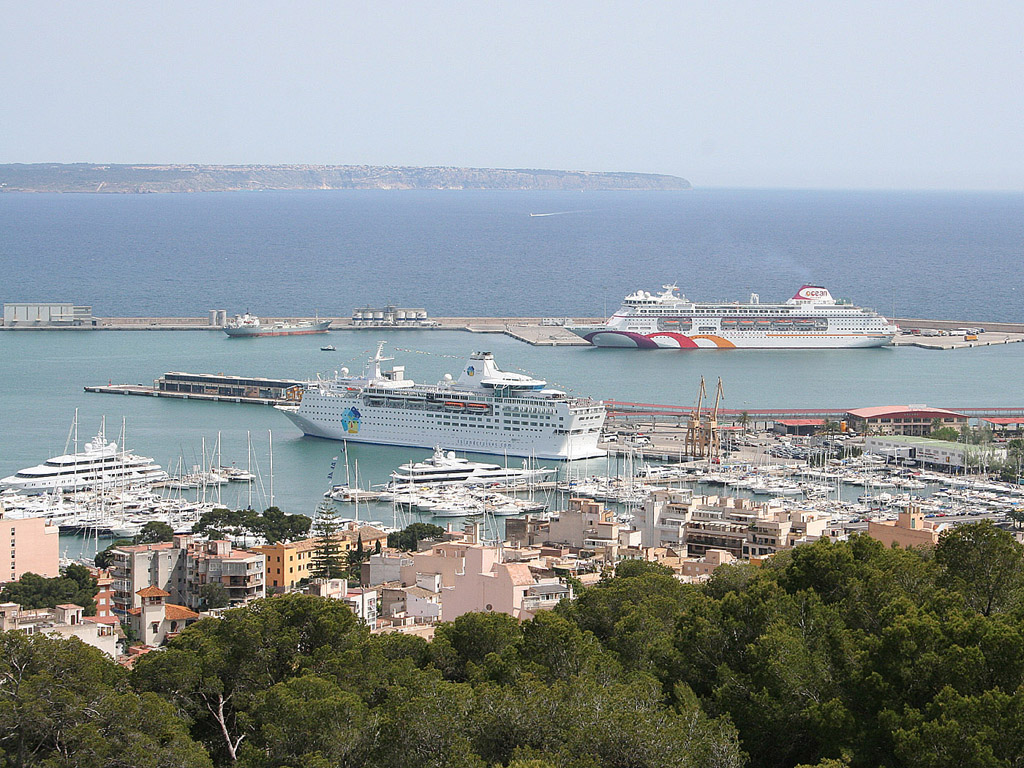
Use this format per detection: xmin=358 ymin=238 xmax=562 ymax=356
xmin=310 ymin=500 xmax=346 ymax=579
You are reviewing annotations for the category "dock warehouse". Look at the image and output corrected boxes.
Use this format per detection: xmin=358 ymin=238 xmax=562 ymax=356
xmin=3 ymin=303 xmax=96 ymax=327
xmin=157 ymin=372 xmax=305 ymax=401
xmin=864 ymin=435 xmax=1006 ymax=471
xmin=846 ymin=405 xmax=968 ymax=436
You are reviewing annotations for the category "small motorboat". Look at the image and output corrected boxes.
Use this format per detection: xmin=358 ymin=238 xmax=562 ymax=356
xmin=320 ymin=345 xmax=336 ymax=352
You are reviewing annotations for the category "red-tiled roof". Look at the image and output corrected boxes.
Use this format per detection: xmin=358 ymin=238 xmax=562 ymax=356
xmin=775 ymin=418 xmax=825 ymax=426
xmin=136 ymin=586 xmax=170 ymax=598
xmin=164 ymin=604 xmax=199 ymax=621
xmin=984 ymin=417 xmax=1024 ymax=425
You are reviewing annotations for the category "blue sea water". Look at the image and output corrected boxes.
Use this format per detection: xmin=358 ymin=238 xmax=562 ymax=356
xmin=3 ymin=189 xmax=1024 ymax=559
xmin=2 ymin=189 xmax=1023 ymax=321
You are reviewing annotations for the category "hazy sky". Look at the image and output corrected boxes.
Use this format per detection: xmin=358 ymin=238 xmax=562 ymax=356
xmin=3 ymin=1 xmax=1023 ymax=189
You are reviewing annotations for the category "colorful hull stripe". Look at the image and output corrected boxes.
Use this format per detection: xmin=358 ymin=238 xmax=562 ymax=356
xmin=584 ymin=331 xmax=737 ymax=349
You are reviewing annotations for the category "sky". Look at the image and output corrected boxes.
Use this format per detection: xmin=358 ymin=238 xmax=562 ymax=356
xmin=2 ymin=1 xmax=1023 ymax=190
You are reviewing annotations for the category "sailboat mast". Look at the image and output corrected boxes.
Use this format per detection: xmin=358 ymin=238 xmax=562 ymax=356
xmin=268 ymin=430 xmax=274 ymax=508
xmin=247 ymin=431 xmax=253 ymax=509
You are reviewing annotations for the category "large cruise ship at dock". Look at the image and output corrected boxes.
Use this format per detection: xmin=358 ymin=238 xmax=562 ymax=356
xmin=277 ymin=345 xmax=606 ymax=460
xmin=567 ymin=285 xmax=898 ymax=349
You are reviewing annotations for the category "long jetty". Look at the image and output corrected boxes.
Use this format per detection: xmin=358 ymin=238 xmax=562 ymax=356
xmin=5 ymin=315 xmax=1024 ymax=348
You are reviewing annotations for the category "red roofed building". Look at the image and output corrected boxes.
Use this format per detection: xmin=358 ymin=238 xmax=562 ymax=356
xmin=846 ymin=405 xmax=967 ymax=436
xmin=126 ymin=586 xmax=200 ymax=647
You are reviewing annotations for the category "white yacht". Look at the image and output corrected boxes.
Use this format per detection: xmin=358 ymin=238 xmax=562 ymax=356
xmin=390 ymin=446 xmax=556 ymax=486
xmin=277 ymin=344 xmax=606 ymax=460
xmin=1 ymin=427 xmax=168 ymax=494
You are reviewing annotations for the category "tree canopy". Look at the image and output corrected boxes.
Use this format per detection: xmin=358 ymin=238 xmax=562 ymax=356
xmin=7 ymin=521 xmax=1024 ymax=768
xmin=0 ymin=564 xmax=98 ymax=615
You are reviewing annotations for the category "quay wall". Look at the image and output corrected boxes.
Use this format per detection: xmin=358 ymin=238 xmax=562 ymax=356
xmin=895 ymin=317 xmax=1024 ymax=334
xmin=4 ymin=315 xmax=1023 ymax=334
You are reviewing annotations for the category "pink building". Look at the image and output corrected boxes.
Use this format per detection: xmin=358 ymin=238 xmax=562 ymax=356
xmin=868 ymin=505 xmax=949 ymax=549
xmin=0 ymin=514 xmax=59 ymax=583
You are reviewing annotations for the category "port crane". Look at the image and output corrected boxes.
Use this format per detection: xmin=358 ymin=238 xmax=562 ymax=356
xmin=684 ymin=376 xmax=724 ymax=462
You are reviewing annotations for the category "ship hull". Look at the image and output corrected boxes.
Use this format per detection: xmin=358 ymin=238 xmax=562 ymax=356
xmin=568 ymin=327 xmax=895 ymax=349
xmin=224 ymin=320 xmax=331 ymax=338
xmin=278 ymin=407 xmax=604 ymax=461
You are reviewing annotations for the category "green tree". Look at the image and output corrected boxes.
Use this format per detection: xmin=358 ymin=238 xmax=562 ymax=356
xmin=0 ymin=563 xmax=98 ymax=615
xmin=310 ymin=501 xmax=346 ymax=579
xmin=0 ymin=631 xmax=211 ymax=767
xmin=258 ymin=505 xmax=311 ymax=544
xmin=935 ymin=521 xmax=1024 ymax=616
xmin=93 ymin=538 xmax=134 ymax=569
xmin=199 ymin=582 xmax=230 ymax=610
xmin=136 ymin=520 xmax=175 ymax=544
xmin=346 ymin=533 xmax=369 ymax=581
xmin=132 ymin=594 xmax=366 ymax=764
xmin=238 ymin=674 xmax=370 ymax=768
xmin=929 ymin=426 xmax=960 ymax=442
xmin=387 ymin=522 xmax=446 ymax=552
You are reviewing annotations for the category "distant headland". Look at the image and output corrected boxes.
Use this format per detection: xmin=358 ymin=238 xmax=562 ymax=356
xmin=0 ymin=163 xmax=690 ymax=193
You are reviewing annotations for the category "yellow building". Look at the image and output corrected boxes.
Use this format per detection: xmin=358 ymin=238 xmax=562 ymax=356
xmin=256 ymin=525 xmax=388 ymax=590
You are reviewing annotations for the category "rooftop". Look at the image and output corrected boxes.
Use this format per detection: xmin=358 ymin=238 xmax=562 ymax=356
xmin=848 ymin=405 xmax=967 ymax=419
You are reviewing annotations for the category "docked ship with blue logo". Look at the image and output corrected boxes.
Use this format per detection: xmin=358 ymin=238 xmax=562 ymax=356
xmin=276 ymin=344 xmax=606 ymax=460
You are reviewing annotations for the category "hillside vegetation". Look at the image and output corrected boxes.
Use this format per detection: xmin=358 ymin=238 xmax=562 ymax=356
xmin=0 ymin=164 xmax=691 ymax=193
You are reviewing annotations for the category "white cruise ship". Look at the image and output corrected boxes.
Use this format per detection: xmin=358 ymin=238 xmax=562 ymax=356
xmin=567 ymin=284 xmax=898 ymax=349
xmin=277 ymin=345 xmax=606 ymax=460
xmin=390 ymin=446 xmax=556 ymax=486
xmin=1 ymin=429 xmax=168 ymax=494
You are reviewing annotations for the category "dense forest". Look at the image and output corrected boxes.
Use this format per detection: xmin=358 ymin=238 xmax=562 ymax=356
xmin=3 ymin=522 xmax=1024 ymax=768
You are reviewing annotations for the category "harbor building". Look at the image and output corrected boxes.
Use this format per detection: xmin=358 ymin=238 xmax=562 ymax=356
xmin=845 ymin=405 xmax=967 ymax=436
xmin=156 ymin=372 xmax=306 ymax=402
xmin=863 ymin=435 xmax=1007 ymax=471
xmin=0 ymin=514 xmax=59 ymax=584
xmin=2 ymin=302 xmax=96 ymax=327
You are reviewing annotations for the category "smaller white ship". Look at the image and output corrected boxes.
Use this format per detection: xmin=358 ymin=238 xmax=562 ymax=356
xmin=224 ymin=312 xmax=331 ymax=338
xmin=1 ymin=422 xmax=167 ymax=494
xmin=390 ymin=446 xmax=555 ymax=487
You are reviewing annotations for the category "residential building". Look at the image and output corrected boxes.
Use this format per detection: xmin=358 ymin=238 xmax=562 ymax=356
xmin=0 ymin=601 xmax=118 ymax=658
xmin=678 ymin=549 xmax=736 ymax=582
xmin=362 ymin=551 xmax=414 ymax=587
xmin=254 ymin=524 xmax=388 ymax=591
xmin=639 ymin=489 xmax=831 ymax=559
xmin=304 ymin=578 xmax=380 ymax=625
xmin=189 ymin=539 xmax=265 ymax=607
xmin=0 ymin=513 xmax=60 ymax=584
xmin=399 ymin=523 xmax=574 ymax=622
xmin=110 ymin=535 xmax=265 ymax=613
xmin=125 ymin=586 xmax=200 ymax=647
xmin=867 ymin=505 xmax=950 ymax=549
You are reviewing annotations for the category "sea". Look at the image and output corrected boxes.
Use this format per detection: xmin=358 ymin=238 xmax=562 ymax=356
xmin=2 ymin=189 xmax=1023 ymax=558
